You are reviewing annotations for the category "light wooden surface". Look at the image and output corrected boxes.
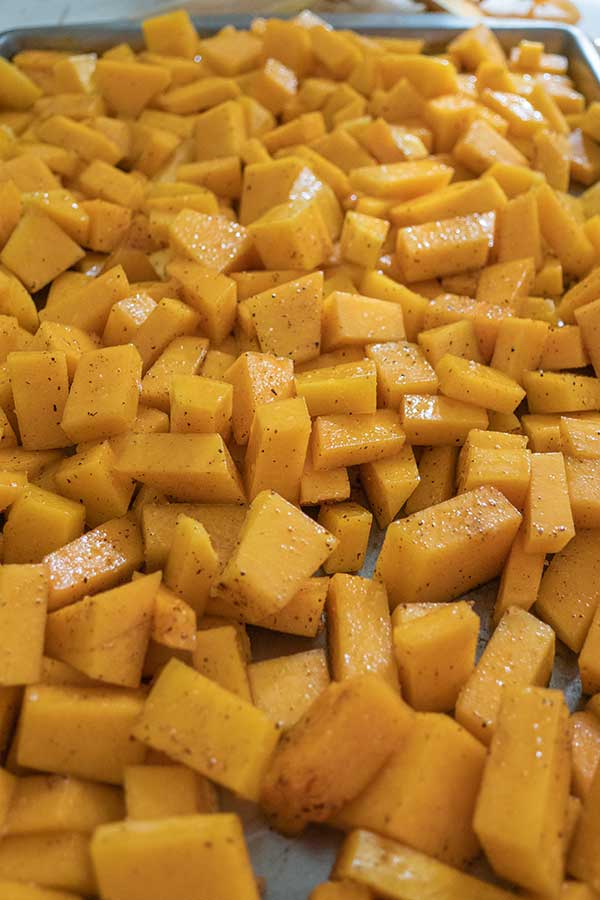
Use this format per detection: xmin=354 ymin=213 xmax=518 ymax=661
xmin=1 ymin=0 xmax=600 ymax=33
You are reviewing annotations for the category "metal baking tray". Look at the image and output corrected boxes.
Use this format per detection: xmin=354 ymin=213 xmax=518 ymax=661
xmin=0 ymin=13 xmax=598 ymax=899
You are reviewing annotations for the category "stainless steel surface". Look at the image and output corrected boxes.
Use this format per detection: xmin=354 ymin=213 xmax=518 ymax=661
xmin=0 ymin=15 xmax=596 ymax=898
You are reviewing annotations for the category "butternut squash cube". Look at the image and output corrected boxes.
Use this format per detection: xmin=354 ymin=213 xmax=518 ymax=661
xmin=340 ymin=211 xmax=389 ymax=269
xmin=456 ymin=607 xmax=555 ymax=744
xmin=437 ymin=353 xmax=526 ymax=413
xmin=318 ymin=503 xmax=372 ymax=575
xmin=43 ymin=515 xmax=143 ymax=610
xmin=418 ymin=320 xmax=483 ymax=368
xmin=360 ymin=445 xmax=420 ymax=528
xmin=494 ymin=524 xmax=546 ymax=625
xmin=396 ymin=211 xmax=495 ymax=282
xmin=0 ymin=833 xmax=94 ymax=896
xmin=0 ymin=564 xmax=47 ymax=686
xmin=455 ymin=118 xmax=528 ymax=174
xmin=458 ymin=446 xmax=531 ymax=509
xmin=42 ymin=265 xmax=130 ymax=336
xmin=569 ymin=764 xmax=600 ymax=891
xmin=133 ymin=658 xmax=278 ymax=801
xmin=91 ymin=814 xmax=259 ymax=900
xmin=167 ymin=260 xmax=237 ymax=345
xmin=249 ymin=650 xmax=330 ymax=731
xmin=4 ymin=774 xmax=123 ymax=835
xmin=151 ymin=581 xmax=196 ymax=652
xmin=300 ymin=461 xmax=350 ymax=507
xmin=326 ymin=574 xmax=396 ymax=688
xmin=169 ymin=374 xmax=232 ymax=438
xmin=54 ymin=441 xmax=134 ymax=528
xmin=536 ymin=530 xmax=600 ymax=653
xmin=311 ymin=410 xmax=405 ymax=470
xmin=0 ymin=58 xmax=42 ymax=109
xmin=61 ymin=345 xmax=142 ymax=443
xmin=143 ymin=10 xmax=198 ymax=58
xmin=225 ymin=352 xmax=294 ymax=445
xmin=243 ymin=271 xmax=323 ymax=363
xmin=141 ymin=336 xmax=209 ymax=413
xmin=322 ymin=292 xmax=405 ymax=352
xmin=496 ymin=189 xmax=543 ymax=268
xmin=524 ymin=370 xmax=600 ymax=414
xmin=132 ymin=298 xmax=199 ymax=373
xmin=245 ymin=396 xmax=311 ymax=504
xmin=393 ymin=601 xmax=479 ymax=711
xmin=335 ymin=713 xmax=486 ymax=867
xmin=95 ymin=59 xmax=171 ymax=117
xmin=215 ymin=490 xmax=336 ymax=621
xmin=333 ymin=829 xmax=516 ymax=900
xmin=170 ymin=209 xmax=253 ymax=273
xmin=536 ymin=184 xmax=595 ymax=278
xmin=404 ymin=445 xmax=457 ymax=515
xmin=114 ymin=433 xmax=244 ymax=504
xmin=261 ymin=673 xmax=414 ymax=833
xmin=17 ymin=683 xmax=145 ymax=784
xmin=124 ymin=765 xmax=215 ymax=821
xmin=45 ymin=572 xmax=159 ymax=688
xmin=192 ymin=99 xmax=246 ymax=161
xmin=376 ymin=485 xmax=521 ymax=607
xmin=350 ymin=159 xmax=453 ymax=202
xmin=296 ymin=361 xmax=376 ymax=417
xmin=1 ymin=211 xmax=83 ymax=293
xmin=401 ymin=393 xmax=488 ymax=446
xmin=560 ymin=417 xmax=600 ymax=459
xmin=491 ymin=318 xmax=549 ymax=385
xmin=192 ymin=620 xmax=250 ymax=692
xmin=163 ymin=514 xmax=219 ymax=615
xmin=3 ymin=486 xmax=85 ymax=564
xmin=256 ymin=577 xmax=329 ymax=638
xmin=8 ymin=350 xmax=70 ymax=450
xmin=474 ymin=686 xmax=570 ymax=896
xmin=367 ymin=341 xmax=437 ymax=406
xmin=249 ymin=197 xmax=331 ymax=271
xmin=523 ymin=452 xmax=574 ymax=553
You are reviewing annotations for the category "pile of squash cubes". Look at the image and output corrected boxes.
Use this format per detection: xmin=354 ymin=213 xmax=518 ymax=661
xmin=0 ymin=8 xmax=600 ymax=900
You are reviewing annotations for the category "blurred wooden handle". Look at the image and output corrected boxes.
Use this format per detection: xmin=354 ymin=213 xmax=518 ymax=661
xmin=422 ymin=0 xmax=483 ymax=14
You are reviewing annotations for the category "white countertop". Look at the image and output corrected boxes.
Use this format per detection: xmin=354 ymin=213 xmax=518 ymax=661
xmin=1 ymin=0 xmax=599 ymax=34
